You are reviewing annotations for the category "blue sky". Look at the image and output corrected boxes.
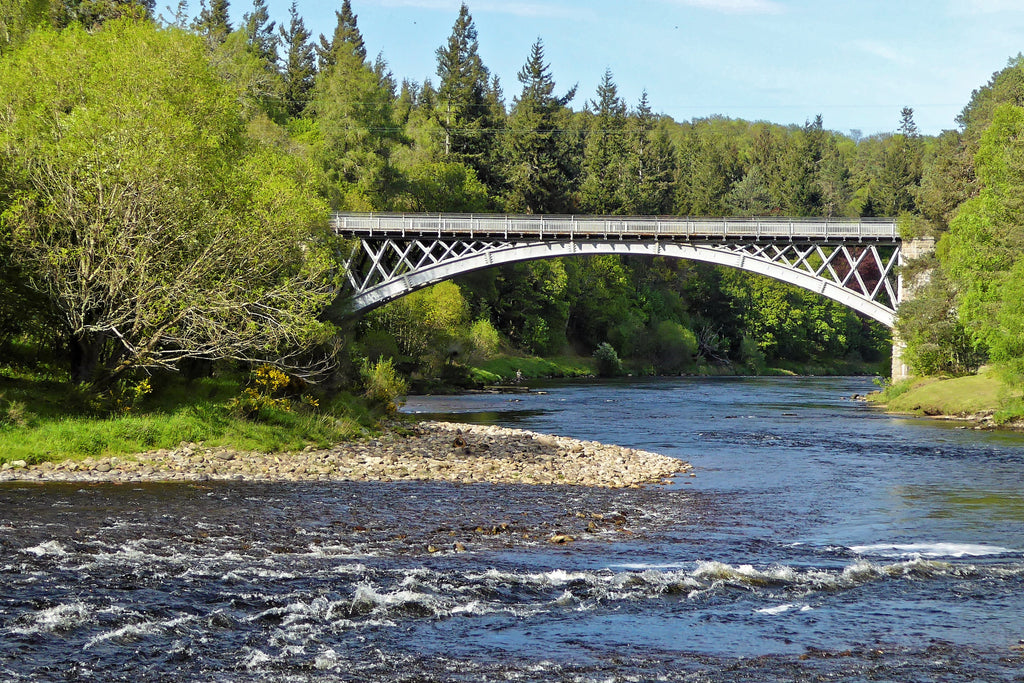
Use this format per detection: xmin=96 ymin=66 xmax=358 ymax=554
xmin=224 ymin=0 xmax=1024 ymax=136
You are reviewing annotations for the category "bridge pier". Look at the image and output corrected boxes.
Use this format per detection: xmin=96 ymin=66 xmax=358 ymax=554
xmin=891 ymin=236 xmax=936 ymax=381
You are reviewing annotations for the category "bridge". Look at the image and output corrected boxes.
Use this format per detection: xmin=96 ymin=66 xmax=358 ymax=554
xmin=334 ymin=212 xmax=905 ymax=327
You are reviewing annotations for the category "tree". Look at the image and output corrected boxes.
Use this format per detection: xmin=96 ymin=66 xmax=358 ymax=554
xmin=675 ymin=120 xmax=740 ymax=216
xmin=620 ymin=92 xmax=675 ymax=215
xmin=193 ymin=0 xmax=230 ymax=43
xmin=503 ymin=39 xmax=577 ymax=213
xmin=278 ymin=0 xmax=316 ymax=118
xmin=0 ymin=20 xmax=337 ymax=386
xmin=435 ymin=4 xmax=493 ymax=182
xmin=242 ymin=0 xmax=277 ymax=67
xmin=876 ymin=107 xmax=922 ymax=215
xmin=578 ymin=69 xmax=626 ymax=214
xmin=944 ymin=103 xmax=1024 ymax=385
xmin=782 ymin=115 xmax=825 ymax=216
xmin=317 ymin=0 xmax=365 ymax=71
xmin=309 ymin=36 xmax=403 ymax=209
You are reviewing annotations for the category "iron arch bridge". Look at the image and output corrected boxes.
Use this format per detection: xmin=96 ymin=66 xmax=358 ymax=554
xmin=333 ymin=213 xmax=902 ymax=327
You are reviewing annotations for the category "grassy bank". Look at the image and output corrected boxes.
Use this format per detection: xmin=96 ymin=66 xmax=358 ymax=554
xmin=870 ymin=368 xmax=1024 ymax=426
xmin=0 ymin=369 xmax=381 ymax=466
xmin=468 ymin=354 xmax=597 ymax=384
xmin=464 ymin=353 xmax=882 ymax=386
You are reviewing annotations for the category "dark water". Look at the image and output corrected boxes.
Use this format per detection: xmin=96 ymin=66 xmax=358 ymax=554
xmin=3 ymin=377 xmax=1024 ymax=681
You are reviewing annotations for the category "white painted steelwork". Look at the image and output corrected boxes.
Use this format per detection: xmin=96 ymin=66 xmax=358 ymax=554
xmin=334 ymin=213 xmax=901 ymax=326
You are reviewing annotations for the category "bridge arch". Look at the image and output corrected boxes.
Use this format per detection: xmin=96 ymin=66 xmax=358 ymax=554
xmin=335 ymin=213 xmax=901 ymax=328
xmin=348 ymin=240 xmax=896 ymax=326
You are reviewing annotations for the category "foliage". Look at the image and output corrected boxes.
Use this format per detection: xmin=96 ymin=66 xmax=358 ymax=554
xmin=895 ymin=269 xmax=983 ymax=376
xmin=360 ymin=357 xmax=406 ymax=414
xmin=434 ymin=3 xmax=498 ymax=190
xmin=943 ymin=104 xmax=1024 ymax=386
xmin=310 ymin=36 xmax=402 ymax=210
xmin=0 ymin=20 xmax=337 ymax=387
xmin=229 ymin=364 xmax=292 ymax=417
xmin=365 ymin=281 xmax=470 ymax=372
xmin=1 ymin=0 xmax=50 ymax=52
xmin=503 ymin=39 xmax=578 ymax=213
xmin=278 ymin=0 xmax=315 ymax=118
xmin=466 ymin=318 xmax=503 ymax=361
xmin=593 ymin=342 xmax=623 ymax=377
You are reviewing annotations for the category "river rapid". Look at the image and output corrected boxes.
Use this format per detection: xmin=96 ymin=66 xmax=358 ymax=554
xmin=2 ymin=376 xmax=1024 ymax=681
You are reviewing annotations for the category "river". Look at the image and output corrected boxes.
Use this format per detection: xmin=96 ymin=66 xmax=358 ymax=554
xmin=2 ymin=376 xmax=1023 ymax=681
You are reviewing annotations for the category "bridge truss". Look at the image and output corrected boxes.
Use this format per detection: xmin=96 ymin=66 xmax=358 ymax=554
xmin=334 ymin=213 xmax=902 ymax=327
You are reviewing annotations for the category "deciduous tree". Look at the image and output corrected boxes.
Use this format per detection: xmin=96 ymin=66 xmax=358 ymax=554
xmin=0 ymin=20 xmax=336 ymax=385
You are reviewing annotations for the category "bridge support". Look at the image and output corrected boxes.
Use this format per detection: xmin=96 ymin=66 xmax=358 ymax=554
xmin=891 ymin=236 xmax=936 ymax=381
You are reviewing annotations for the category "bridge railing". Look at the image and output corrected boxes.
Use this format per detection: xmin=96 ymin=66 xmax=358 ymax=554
xmin=333 ymin=213 xmax=899 ymax=241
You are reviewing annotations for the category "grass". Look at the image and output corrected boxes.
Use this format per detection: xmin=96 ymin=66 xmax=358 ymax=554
xmin=469 ymin=354 xmax=596 ymax=383
xmin=0 ymin=371 xmax=381 ymax=465
xmin=871 ymin=367 xmax=1024 ymax=425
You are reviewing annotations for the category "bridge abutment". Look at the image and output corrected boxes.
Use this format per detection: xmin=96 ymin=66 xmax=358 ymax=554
xmin=891 ymin=236 xmax=937 ymax=381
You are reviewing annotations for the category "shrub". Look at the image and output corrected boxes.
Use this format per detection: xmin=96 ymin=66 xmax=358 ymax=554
xmin=467 ymin=318 xmax=503 ymax=361
xmin=229 ymin=365 xmax=292 ymax=418
xmin=360 ymin=358 xmax=407 ymax=414
xmin=739 ymin=335 xmax=767 ymax=374
xmin=593 ymin=342 xmax=623 ymax=377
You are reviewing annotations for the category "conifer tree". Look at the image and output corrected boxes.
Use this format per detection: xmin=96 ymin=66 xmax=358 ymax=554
xmin=278 ymin=0 xmax=315 ymax=117
xmin=782 ymin=115 xmax=825 ymax=215
xmin=242 ymin=0 xmax=277 ymax=66
xmin=503 ymin=39 xmax=577 ymax=213
xmin=193 ymin=0 xmax=230 ymax=44
xmin=878 ymin=106 xmax=923 ymax=215
xmin=309 ymin=37 xmax=401 ymax=209
xmin=579 ymin=69 xmax=626 ymax=214
xmin=621 ymin=91 xmax=675 ymax=215
xmin=317 ymin=0 xmax=365 ymax=71
xmin=435 ymin=4 xmax=490 ymax=166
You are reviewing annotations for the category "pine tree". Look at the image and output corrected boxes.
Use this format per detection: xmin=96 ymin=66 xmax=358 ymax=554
xmin=373 ymin=52 xmax=396 ymax=100
xmin=579 ymin=69 xmax=626 ymax=214
xmin=309 ymin=36 xmax=401 ymax=209
xmin=782 ymin=115 xmax=825 ymax=216
xmin=879 ymin=107 xmax=923 ymax=215
xmin=435 ymin=4 xmax=490 ymax=167
xmin=193 ymin=0 xmax=230 ymax=44
xmin=621 ymin=91 xmax=675 ymax=215
xmin=503 ymin=39 xmax=577 ymax=213
xmin=243 ymin=0 xmax=277 ymax=66
xmin=278 ymin=0 xmax=315 ymax=118
xmin=317 ymin=0 xmax=365 ymax=71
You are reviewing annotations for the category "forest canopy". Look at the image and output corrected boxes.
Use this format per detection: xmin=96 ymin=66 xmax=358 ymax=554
xmin=1 ymin=0 xmax=1022 ymax=395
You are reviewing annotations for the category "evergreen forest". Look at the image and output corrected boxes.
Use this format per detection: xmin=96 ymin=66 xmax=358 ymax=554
xmin=2 ymin=0 xmax=1024 ymax=411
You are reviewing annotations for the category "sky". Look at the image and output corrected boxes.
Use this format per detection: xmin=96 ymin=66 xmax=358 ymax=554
xmin=223 ymin=0 xmax=1024 ymax=137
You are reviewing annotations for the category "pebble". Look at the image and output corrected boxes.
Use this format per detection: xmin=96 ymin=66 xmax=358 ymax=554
xmin=0 ymin=421 xmax=692 ymax=488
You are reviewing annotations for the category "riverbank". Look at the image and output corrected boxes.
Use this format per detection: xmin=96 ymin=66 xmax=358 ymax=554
xmin=0 ymin=421 xmax=691 ymax=488
xmin=870 ymin=369 xmax=1024 ymax=430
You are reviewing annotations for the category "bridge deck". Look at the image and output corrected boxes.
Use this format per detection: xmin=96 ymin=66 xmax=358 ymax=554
xmin=333 ymin=212 xmax=899 ymax=241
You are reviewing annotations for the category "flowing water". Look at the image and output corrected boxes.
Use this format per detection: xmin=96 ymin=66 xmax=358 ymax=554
xmin=2 ymin=376 xmax=1024 ymax=681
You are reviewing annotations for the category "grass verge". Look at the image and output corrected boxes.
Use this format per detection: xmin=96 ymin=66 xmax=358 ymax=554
xmin=0 ymin=373 xmax=380 ymax=465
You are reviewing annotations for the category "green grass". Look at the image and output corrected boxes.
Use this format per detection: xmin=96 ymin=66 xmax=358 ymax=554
xmin=470 ymin=354 xmax=596 ymax=382
xmin=872 ymin=368 xmax=1022 ymax=421
xmin=0 ymin=372 xmax=380 ymax=465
